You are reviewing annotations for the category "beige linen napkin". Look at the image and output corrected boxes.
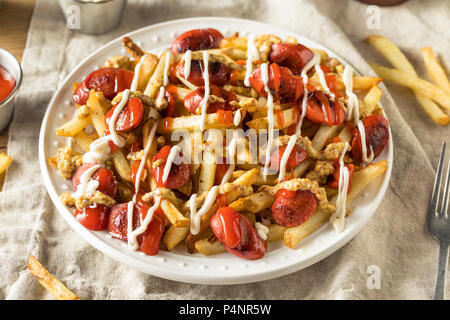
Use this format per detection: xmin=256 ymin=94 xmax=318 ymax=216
xmin=1 ymin=0 xmax=449 ymax=299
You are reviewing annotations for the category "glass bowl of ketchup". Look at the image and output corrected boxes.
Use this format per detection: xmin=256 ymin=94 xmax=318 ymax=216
xmin=0 ymin=48 xmax=22 ymax=131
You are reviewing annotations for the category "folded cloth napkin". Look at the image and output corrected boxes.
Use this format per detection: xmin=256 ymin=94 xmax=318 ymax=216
xmin=1 ymin=0 xmax=449 ymax=299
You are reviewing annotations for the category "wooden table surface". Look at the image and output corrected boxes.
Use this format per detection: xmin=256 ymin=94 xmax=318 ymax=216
xmin=0 ymin=0 xmax=35 ymax=185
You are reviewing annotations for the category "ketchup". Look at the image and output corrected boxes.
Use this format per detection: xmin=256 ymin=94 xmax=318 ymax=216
xmin=0 ymin=66 xmax=16 ymax=103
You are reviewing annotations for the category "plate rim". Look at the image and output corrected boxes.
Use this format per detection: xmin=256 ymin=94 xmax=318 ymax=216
xmin=38 ymin=16 xmax=393 ymax=285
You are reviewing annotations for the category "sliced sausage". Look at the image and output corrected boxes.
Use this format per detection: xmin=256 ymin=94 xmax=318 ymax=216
xmin=305 ymin=91 xmax=345 ymax=126
xmin=73 ymin=164 xmax=118 ymax=198
xmin=327 ymin=161 xmax=355 ymax=194
xmin=176 ymin=60 xmax=230 ymax=86
xmin=270 ymin=144 xmax=307 ymax=171
xmin=171 ymin=28 xmax=224 ymax=54
xmin=249 ymin=63 xmax=304 ymax=103
xmin=151 ymin=145 xmax=190 ymax=189
xmin=105 ymin=97 xmax=145 ymax=132
xmin=271 ymin=189 xmax=318 ymax=227
xmin=351 ymin=114 xmax=389 ymax=163
xmin=269 ymin=43 xmax=314 ymax=75
xmin=210 ymin=207 xmax=267 ymax=260
xmin=73 ymin=68 xmax=134 ymax=105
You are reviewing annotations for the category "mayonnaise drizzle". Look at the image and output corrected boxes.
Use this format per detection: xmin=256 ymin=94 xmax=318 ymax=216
xmin=71 ymin=164 xmax=101 ymax=199
xmin=260 ymin=63 xmax=274 ymax=180
xmin=134 ymin=122 xmax=158 ymax=195
xmin=357 ymin=120 xmax=374 ymax=163
xmin=127 ymin=196 xmax=162 ymax=250
xmin=156 ymin=51 xmax=173 ymax=109
xmin=277 ymin=134 xmax=297 ymax=182
xmin=184 ymin=50 xmax=192 ymax=79
xmin=244 ymin=34 xmax=260 ymax=87
xmin=162 ymin=145 xmax=181 ymax=184
xmin=82 ymin=136 xmax=112 ymax=164
xmin=189 ymin=185 xmax=220 ymax=235
xmin=342 ymin=65 xmax=359 ymax=122
xmin=255 ymin=222 xmax=269 ymax=240
xmin=233 ymin=109 xmax=241 ymax=127
xmin=220 ymin=131 xmax=238 ymax=185
xmin=130 ymin=53 xmax=149 ymax=92
xmin=296 ymin=53 xmax=321 ymax=135
xmin=314 ymin=64 xmax=335 ymax=100
xmin=108 ymin=89 xmax=130 ymax=148
xmin=330 ymin=142 xmax=349 ymax=233
xmin=199 ymin=51 xmax=210 ymax=132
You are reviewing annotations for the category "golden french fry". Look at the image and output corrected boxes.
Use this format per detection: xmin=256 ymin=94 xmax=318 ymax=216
xmin=27 ymin=255 xmax=79 ymax=300
xmin=74 ymin=131 xmax=95 ymax=153
xmin=246 ymin=107 xmax=298 ymax=130
xmin=220 ymin=37 xmax=247 ymax=51
xmin=361 ymin=86 xmax=383 ymax=116
xmin=163 ymin=226 xmax=189 ymax=251
xmin=267 ymin=224 xmax=286 ymax=242
xmin=421 ymin=47 xmax=450 ymax=94
xmin=0 ymin=153 xmax=13 ymax=174
xmin=56 ymin=106 xmax=92 ymax=137
xmin=111 ymin=150 xmax=132 ymax=182
xmin=195 ymin=238 xmax=226 ymax=255
xmin=366 ymin=35 xmax=449 ymax=125
xmin=87 ymin=90 xmax=109 ymax=135
xmin=370 ymin=63 xmax=450 ymax=111
xmin=160 ymin=199 xmax=190 ymax=227
xmin=229 ymin=191 xmax=273 ymax=213
xmin=157 ymin=111 xmax=241 ymax=133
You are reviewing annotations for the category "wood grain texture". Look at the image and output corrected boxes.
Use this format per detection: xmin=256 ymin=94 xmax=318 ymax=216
xmin=0 ymin=0 xmax=35 ymax=187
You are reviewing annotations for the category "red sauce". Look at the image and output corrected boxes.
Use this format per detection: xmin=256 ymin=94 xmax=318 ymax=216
xmin=162 ymin=117 xmax=173 ymax=132
xmin=0 ymin=66 xmax=16 ymax=103
xmin=216 ymin=110 xmax=233 ymax=126
xmin=275 ymin=109 xmax=284 ymax=128
xmin=216 ymin=194 xmax=228 ymax=207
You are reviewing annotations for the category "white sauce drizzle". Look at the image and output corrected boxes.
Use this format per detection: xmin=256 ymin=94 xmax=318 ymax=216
xmin=199 ymin=51 xmax=210 ymax=132
xmin=162 ymin=145 xmax=181 ymax=184
xmin=134 ymin=122 xmax=158 ymax=195
xmin=108 ymin=89 xmax=130 ymax=148
xmin=189 ymin=186 xmax=220 ymax=235
xmin=130 ymin=53 xmax=149 ymax=92
xmin=184 ymin=50 xmax=192 ymax=79
xmin=260 ymin=63 xmax=274 ymax=180
xmin=330 ymin=142 xmax=349 ymax=233
xmin=127 ymin=196 xmax=162 ymax=250
xmin=220 ymin=132 xmax=238 ymax=185
xmin=277 ymin=134 xmax=297 ymax=182
xmin=255 ymin=222 xmax=269 ymax=240
xmin=82 ymin=135 xmax=112 ymax=164
xmin=357 ymin=120 xmax=374 ymax=163
xmin=244 ymin=34 xmax=260 ymax=87
xmin=71 ymin=164 xmax=101 ymax=199
xmin=296 ymin=53 xmax=322 ymax=135
xmin=342 ymin=65 xmax=359 ymax=122
xmin=314 ymin=64 xmax=335 ymax=100
xmin=233 ymin=109 xmax=241 ymax=127
xmin=156 ymin=51 xmax=173 ymax=109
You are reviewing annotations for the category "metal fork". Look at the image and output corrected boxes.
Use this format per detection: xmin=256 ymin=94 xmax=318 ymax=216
xmin=428 ymin=142 xmax=450 ymax=300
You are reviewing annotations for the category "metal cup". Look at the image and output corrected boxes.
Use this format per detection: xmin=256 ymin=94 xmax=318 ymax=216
xmin=0 ymin=48 xmax=22 ymax=132
xmin=58 ymin=0 xmax=127 ymax=35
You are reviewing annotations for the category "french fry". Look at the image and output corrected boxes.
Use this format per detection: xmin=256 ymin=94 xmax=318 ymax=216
xmin=157 ymin=111 xmax=241 ymax=133
xmin=366 ymin=35 xmax=449 ymax=125
xmin=267 ymin=224 xmax=286 ymax=241
xmin=134 ymin=53 xmax=159 ymax=92
xmin=195 ymin=238 xmax=227 ymax=255
xmin=160 ymin=198 xmax=190 ymax=227
xmin=27 ymin=255 xmax=79 ymax=300
xmin=246 ymin=107 xmax=298 ymax=130
xmin=0 ymin=153 xmax=12 ymax=174
xmin=229 ymin=191 xmax=273 ymax=213
xmin=144 ymin=50 xmax=169 ymax=98
xmin=87 ymin=90 xmax=109 ymax=135
xmin=421 ymin=47 xmax=450 ymax=94
xmin=163 ymin=226 xmax=189 ymax=251
xmin=175 ymin=50 xmax=244 ymax=71
xmin=122 ymin=36 xmax=146 ymax=59
xmin=360 ymin=86 xmax=383 ymax=116
xmin=309 ymin=74 xmax=382 ymax=91
xmin=284 ymin=160 xmax=388 ymax=248
xmin=56 ymin=108 xmax=92 ymax=137
xmin=232 ymin=170 xmax=277 ymax=186
xmin=111 ymin=150 xmax=132 ymax=182
xmin=74 ymin=131 xmax=95 ymax=153
xmin=370 ymin=63 xmax=450 ymax=112
xmin=220 ymin=36 xmax=247 ymax=51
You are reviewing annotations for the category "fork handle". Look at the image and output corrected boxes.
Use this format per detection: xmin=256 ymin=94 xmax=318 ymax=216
xmin=434 ymin=242 xmax=449 ymax=300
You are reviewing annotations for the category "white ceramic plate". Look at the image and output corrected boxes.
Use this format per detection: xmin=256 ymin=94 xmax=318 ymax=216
xmin=39 ymin=17 xmax=393 ymax=285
